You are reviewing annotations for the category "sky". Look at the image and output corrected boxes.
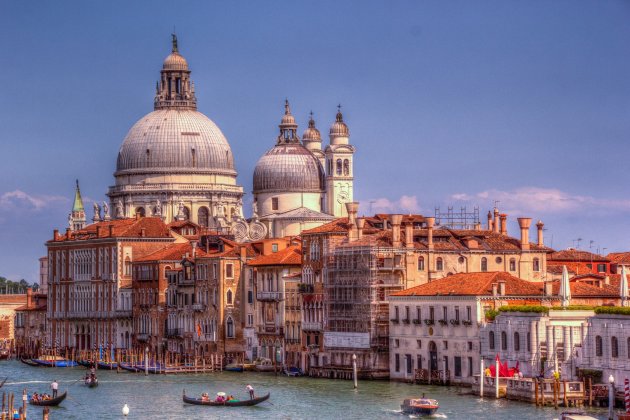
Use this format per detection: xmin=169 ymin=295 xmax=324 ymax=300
xmin=1 ymin=1 xmax=629 ymax=281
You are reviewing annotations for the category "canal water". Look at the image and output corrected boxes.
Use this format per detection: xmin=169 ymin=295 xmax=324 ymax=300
xmin=0 ymin=361 xmax=611 ymax=419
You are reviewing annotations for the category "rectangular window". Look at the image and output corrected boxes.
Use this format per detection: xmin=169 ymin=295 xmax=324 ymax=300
xmin=405 ymin=306 xmax=409 ymax=321
xmin=455 ymin=306 xmax=460 ymax=321
xmin=394 ymin=306 xmax=399 ymax=320
xmin=247 ymin=314 xmax=253 ymax=326
xmin=466 ymin=306 xmax=471 ymax=321
xmin=443 ymin=306 xmax=448 ymax=321
xmin=597 ymin=264 xmax=606 ymax=273
xmin=272 ymin=197 xmax=279 ymax=211
xmin=394 ymin=339 xmax=400 ymax=348
xmin=468 ymin=356 xmax=473 ymax=377
xmin=306 ymin=335 xmax=311 ymax=346
xmin=417 ymin=354 xmax=422 ymax=370
xmin=226 ymin=263 xmax=233 ymax=278
xmin=527 ymin=332 xmax=531 ymax=352
xmin=272 ymin=243 xmax=278 ymax=253
xmin=443 ymin=340 xmax=448 ymax=350
xmin=416 ymin=307 xmax=421 ymax=322
xmin=395 ymin=354 xmax=400 ymax=372
xmin=247 ymin=290 xmax=253 ymax=304
xmin=468 ymin=341 xmax=473 ymax=351
xmin=406 ymin=354 xmax=413 ymax=374
xmin=454 ymin=356 xmax=462 ymax=377
xmin=429 ymin=306 xmax=435 ymax=321
xmin=417 ymin=339 xmax=422 ymax=349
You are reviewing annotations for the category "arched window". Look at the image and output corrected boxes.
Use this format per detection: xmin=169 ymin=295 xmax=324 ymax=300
xmin=481 ymin=257 xmax=488 ymax=272
xmin=533 ymin=258 xmax=540 ymax=272
xmin=226 ymin=317 xmax=234 ymax=338
xmin=197 ymin=207 xmax=209 ymax=227
xmin=514 ymin=332 xmax=520 ymax=352
xmin=489 ymin=331 xmax=495 ymax=350
xmin=612 ymin=336 xmax=619 ymax=358
xmin=343 ymin=159 xmax=350 ymax=176
xmin=436 ymin=258 xmax=443 ymax=271
xmin=417 ymin=256 xmax=425 ymax=271
xmin=124 ymin=257 xmax=131 ymax=277
xmin=509 ymin=258 xmax=516 ymax=271
xmin=182 ymin=206 xmax=190 ymax=221
xmin=226 ymin=289 xmax=233 ymax=305
xmin=336 ymin=159 xmax=342 ymax=175
xmin=595 ymin=335 xmax=603 ymax=357
xmin=501 ymin=331 xmax=507 ymax=350
xmin=135 ymin=207 xmax=145 ymax=217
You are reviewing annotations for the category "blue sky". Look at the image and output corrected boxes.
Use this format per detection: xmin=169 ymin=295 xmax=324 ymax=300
xmin=1 ymin=1 xmax=629 ymax=281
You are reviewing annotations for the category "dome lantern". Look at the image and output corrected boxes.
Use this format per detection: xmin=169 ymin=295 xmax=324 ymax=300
xmin=277 ymin=99 xmax=299 ymax=144
xmin=329 ymin=104 xmax=350 ymax=143
xmin=154 ymin=34 xmax=196 ymax=110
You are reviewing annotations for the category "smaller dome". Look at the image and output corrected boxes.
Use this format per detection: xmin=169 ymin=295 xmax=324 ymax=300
xmin=280 ymin=99 xmax=297 ymax=128
xmin=163 ymin=52 xmax=188 ymax=71
xmin=302 ymin=112 xmax=321 ymax=143
xmin=330 ymin=106 xmax=349 ymax=138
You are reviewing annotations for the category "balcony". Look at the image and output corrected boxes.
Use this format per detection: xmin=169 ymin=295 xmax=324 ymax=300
xmin=298 ymin=283 xmax=314 ymax=294
xmin=257 ymin=325 xmax=284 ymax=336
xmin=136 ymin=333 xmax=149 ymax=342
xmin=166 ymin=328 xmax=182 ymax=338
xmin=191 ymin=303 xmax=206 ymax=311
xmin=117 ymin=310 xmax=132 ymax=318
xmin=257 ymin=291 xmax=283 ymax=301
xmin=302 ymin=321 xmax=323 ymax=331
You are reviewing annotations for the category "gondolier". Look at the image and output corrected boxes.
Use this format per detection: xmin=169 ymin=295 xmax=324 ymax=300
xmin=246 ymin=384 xmax=254 ymax=399
xmin=51 ymin=380 xmax=58 ymax=398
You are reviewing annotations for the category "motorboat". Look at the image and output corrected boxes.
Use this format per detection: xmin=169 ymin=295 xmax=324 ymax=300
xmin=254 ymin=358 xmax=275 ymax=372
xmin=285 ymin=366 xmax=303 ymax=377
xmin=400 ymin=397 xmax=439 ymax=416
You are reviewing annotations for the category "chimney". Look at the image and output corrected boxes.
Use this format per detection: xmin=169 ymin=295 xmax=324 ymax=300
xmin=109 ymin=225 xmax=114 ymax=237
xmin=487 ymin=211 xmax=493 ymax=231
xmin=536 ymin=220 xmax=544 ymax=246
xmin=140 ymin=227 xmax=146 ymax=237
xmin=426 ymin=217 xmax=435 ymax=250
xmin=493 ymin=208 xmax=500 ymax=233
xmin=517 ymin=218 xmax=532 ymax=250
xmin=345 ymin=202 xmax=359 ymax=241
xmin=492 ymin=283 xmax=498 ymax=296
xmin=474 ymin=222 xmax=481 ymax=231
xmin=357 ymin=218 xmax=366 ymax=241
xmin=404 ymin=222 xmax=413 ymax=248
xmin=544 ymin=281 xmax=553 ymax=296
xmin=96 ymin=226 xmax=101 ymax=237
xmin=499 ymin=214 xmax=508 ymax=236
xmin=65 ymin=228 xmax=71 ymax=240
xmin=53 ymin=229 xmax=58 ymax=241
xmin=26 ymin=287 xmax=33 ymax=308
xmin=391 ymin=215 xmax=403 ymax=247
xmin=498 ymin=281 xmax=506 ymax=296
xmin=240 ymin=245 xmax=247 ymax=262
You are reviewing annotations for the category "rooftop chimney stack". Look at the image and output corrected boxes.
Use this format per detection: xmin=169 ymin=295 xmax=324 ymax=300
xmin=109 ymin=225 xmax=114 ymax=237
xmin=357 ymin=218 xmax=365 ymax=241
xmin=544 ymin=281 xmax=552 ymax=296
xmin=536 ymin=220 xmax=544 ymax=246
xmin=404 ymin=222 xmax=413 ymax=248
xmin=192 ymin=241 xmax=197 ymax=258
xmin=493 ymin=208 xmax=500 ymax=233
xmin=498 ymin=281 xmax=506 ymax=296
xmin=53 ymin=229 xmax=58 ymax=241
xmin=26 ymin=287 xmax=33 ymax=308
xmin=426 ymin=217 xmax=435 ymax=250
xmin=391 ymin=215 xmax=403 ymax=247
xmin=492 ymin=283 xmax=498 ymax=296
xmin=140 ymin=227 xmax=146 ymax=237
xmin=487 ymin=211 xmax=493 ymax=231
xmin=517 ymin=217 xmax=532 ymax=250
xmin=65 ymin=228 xmax=71 ymax=240
xmin=345 ymin=202 xmax=359 ymax=241
xmin=499 ymin=214 xmax=508 ymax=236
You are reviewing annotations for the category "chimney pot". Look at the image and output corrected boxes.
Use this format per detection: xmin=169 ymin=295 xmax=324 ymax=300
xmin=96 ymin=226 xmax=101 ymax=237
xmin=493 ymin=208 xmax=500 ymax=233
xmin=391 ymin=214 xmax=403 ymax=247
xmin=345 ymin=202 xmax=359 ymax=241
xmin=536 ymin=220 xmax=544 ymax=246
xmin=487 ymin=211 xmax=493 ymax=231
xmin=498 ymin=281 xmax=506 ymax=296
xmin=517 ymin=217 xmax=532 ymax=250
xmin=65 ymin=228 xmax=71 ymax=240
xmin=426 ymin=217 xmax=435 ymax=250
xmin=499 ymin=214 xmax=508 ymax=236
xmin=492 ymin=282 xmax=498 ymax=296
xmin=53 ymin=229 xmax=58 ymax=241
xmin=357 ymin=218 xmax=366 ymax=241
xmin=544 ymin=281 xmax=553 ymax=296
xmin=140 ymin=227 xmax=146 ymax=237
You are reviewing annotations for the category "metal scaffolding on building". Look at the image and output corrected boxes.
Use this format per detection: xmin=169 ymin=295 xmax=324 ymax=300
xmin=434 ymin=206 xmax=480 ymax=230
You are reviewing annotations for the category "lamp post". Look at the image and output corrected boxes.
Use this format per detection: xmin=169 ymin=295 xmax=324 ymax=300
xmin=609 ymin=374 xmax=615 ymax=420
xmin=144 ymin=346 xmax=149 ymax=376
xmin=352 ymin=354 xmax=358 ymax=389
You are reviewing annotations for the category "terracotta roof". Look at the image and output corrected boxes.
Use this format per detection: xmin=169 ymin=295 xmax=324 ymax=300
xmin=50 ymin=217 xmax=172 ymax=242
xmin=134 ymin=242 xmax=208 ymax=262
xmin=608 ymin=252 xmax=630 ymax=265
xmin=547 ymin=266 xmax=576 ymax=275
xmin=549 ymin=249 xmax=609 ymax=262
xmin=391 ymin=272 xmax=543 ymax=297
xmin=302 ymin=218 xmax=351 ymax=234
xmin=248 ymin=245 xmax=302 ymax=266
xmin=549 ymin=279 xmax=619 ymax=297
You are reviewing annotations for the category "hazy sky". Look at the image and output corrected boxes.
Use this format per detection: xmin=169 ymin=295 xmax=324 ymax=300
xmin=1 ymin=1 xmax=629 ymax=281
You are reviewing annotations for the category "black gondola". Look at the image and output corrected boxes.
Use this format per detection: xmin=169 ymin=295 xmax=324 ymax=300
xmin=29 ymin=392 xmax=67 ymax=406
xmin=182 ymin=391 xmax=270 ymax=407
xmin=20 ymin=358 xmax=40 ymax=367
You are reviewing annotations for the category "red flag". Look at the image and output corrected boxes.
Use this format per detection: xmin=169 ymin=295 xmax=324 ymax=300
xmin=196 ymin=324 xmax=202 ymax=337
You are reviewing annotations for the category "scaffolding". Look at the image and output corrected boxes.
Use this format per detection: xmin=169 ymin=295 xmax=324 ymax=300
xmin=434 ymin=206 xmax=480 ymax=230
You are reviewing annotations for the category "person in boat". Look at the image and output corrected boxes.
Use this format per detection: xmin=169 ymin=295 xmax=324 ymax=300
xmin=51 ymin=380 xmax=58 ymax=398
xmin=32 ymin=393 xmax=39 ymax=403
xmin=246 ymin=384 xmax=255 ymax=399
xmin=216 ymin=393 xmax=226 ymax=403
xmin=227 ymin=395 xmax=234 ymax=402
xmin=201 ymin=393 xmax=209 ymax=402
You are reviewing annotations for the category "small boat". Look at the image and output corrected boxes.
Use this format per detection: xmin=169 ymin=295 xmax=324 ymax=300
xmin=20 ymin=358 xmax=40 ymax=367
xmin=29 ymin=392 xmax=67 ymax=406
xmin=560 ymin=411 xmax=599 ymax=420
xmin=182 ymin=391 xmax=270 ymax=407
xmin=225 ymin=363 xmax=244 ymax=372
xmin=400 ymin=397 xmax=439 ymax=416
xmin=77 ymin=360 xmax=93 ymax=368
xmin=97 ymin=361 xmax=118 ymax=370
xmin=254 ymin=358 xmax=275 ymax=372
xmin=243 ymin=363 xmax=256 ymax=371
xmin=119 ymin=363 xmax=141 ymax=373
xmin=33 ymin=358 xmax=78 ymax=368
xmin=85 ymin=376 xmax=98 ymax=388
xmin=0 ymin=349 xmax=9 ymax=360
xmin=285 ymin=366 xmax=303 ymax=377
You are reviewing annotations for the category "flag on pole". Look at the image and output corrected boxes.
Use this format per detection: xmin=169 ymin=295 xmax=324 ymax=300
xmin=196 ymin=324 xmax=202 ymax=338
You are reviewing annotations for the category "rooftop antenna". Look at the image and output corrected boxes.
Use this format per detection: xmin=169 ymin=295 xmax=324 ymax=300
xmin=368 ymin=200 xmax=376 ymax=215
xmin=493 ymin=200 xmax=500 ymax=210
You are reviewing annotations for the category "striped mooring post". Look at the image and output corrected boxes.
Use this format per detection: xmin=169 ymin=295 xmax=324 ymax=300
xmin=625 ymin=378 xmax=630 ymax=413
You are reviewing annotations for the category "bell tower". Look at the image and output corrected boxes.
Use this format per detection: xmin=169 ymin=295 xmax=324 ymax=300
xmin=325 ymin=106 xmax=355 ymax=217
xmin=69 ymin=180 xmax=86 ymax=231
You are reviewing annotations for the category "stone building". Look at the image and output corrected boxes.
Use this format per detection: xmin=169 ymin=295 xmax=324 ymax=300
xmin=548 ymin=249 xmax=612 ymax=276
xmin=14 ymin=288 xmax=47 ymax=357
xmin=0 ymin=294 xmax=27 ymax=349
xmin=389 ymin=272 xmax=546 ymax=383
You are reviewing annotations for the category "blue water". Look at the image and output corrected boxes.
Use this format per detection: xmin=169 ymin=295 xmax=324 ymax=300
xmin=0 ymin=361 xmax=612 ymax=419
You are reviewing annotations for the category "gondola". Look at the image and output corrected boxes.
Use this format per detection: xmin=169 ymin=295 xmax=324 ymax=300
xmin=97 ymin=361 xmax=118 ymax=370
xmin=118 ymin=363 xmax=141 ymax=373
xmin=29 ymin=392 xmax=67 ymax=407
xmin=77 ymin=360 xmax=93 ymax=368
xmin=20 ymin=358 xmax=40 ymax=367
xmin=33 ymin=359 xmax=78 ymax=368
xmin=182 ymin=391 xmax=270 ymax=407
xmin=0 ymin=377 xmax=7 ymax=388
xmin=85 ymin=377 xmax=98 ymax=388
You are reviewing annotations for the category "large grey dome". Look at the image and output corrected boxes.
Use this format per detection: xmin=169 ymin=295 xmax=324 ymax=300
xmin=253 ymin=144 xmax=325 ymax=193
xmin=115 ymin=109 xmax=236 ymax=175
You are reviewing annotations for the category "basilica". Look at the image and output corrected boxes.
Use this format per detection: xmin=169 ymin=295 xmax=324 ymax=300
xmin=74 ymin=35 xmax=356 ymax=240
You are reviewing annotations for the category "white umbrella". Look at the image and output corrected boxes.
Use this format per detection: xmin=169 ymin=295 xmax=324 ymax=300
xmin=559 ymin=265 xmax=571 ymax=307
xmin=621 ymin=265 xmax=629 ymax=307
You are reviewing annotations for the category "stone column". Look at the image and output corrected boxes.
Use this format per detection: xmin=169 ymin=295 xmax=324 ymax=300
xmin=563 ymin=326 xmax=569 ymax=362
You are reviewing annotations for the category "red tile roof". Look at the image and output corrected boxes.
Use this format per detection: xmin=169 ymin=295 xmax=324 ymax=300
xmin=134 ymin=242 xmax=208 ymax=262
xmin=248 ymin=245 xmax=302 ymax=266
xmin=608 ymin=252 xmax=630 ymax=265
xmin=391 ymin=272 xmax=543 ymax=297
xmin=302 ymin=218 xmax=351 ymax=234
xmin=549 ymin=249 xmax=609 ymax=262
xmin=50 ymin=217 xmax=172 ymax=242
